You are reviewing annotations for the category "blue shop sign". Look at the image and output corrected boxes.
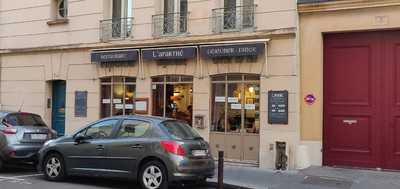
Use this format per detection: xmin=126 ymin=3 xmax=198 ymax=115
xmin=142 ymin=47 xmax=196 ymax=60
xmin=91 ymin=49 xmax=139 ymax=63
xmin=201 ymin=43 xmax=265 ymax=58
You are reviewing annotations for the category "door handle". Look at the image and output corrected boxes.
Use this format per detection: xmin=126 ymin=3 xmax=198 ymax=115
xmin=343 ymin=119 xmax=358 ymax=125
xmin=96 ymin=145 xmax=105 ymax=150
xmin=131 ymin=144 xmax=144 ymax=149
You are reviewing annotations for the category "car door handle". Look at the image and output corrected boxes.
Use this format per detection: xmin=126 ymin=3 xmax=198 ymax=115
xmin=96 ymin=145 xmax=105 ymax=150
xmin=131 ymin=144 xmax=144 ymax=149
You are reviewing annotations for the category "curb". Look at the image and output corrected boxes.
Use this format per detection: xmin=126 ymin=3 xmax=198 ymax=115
xmin=207 ymin=181 xmax=254 ymax=189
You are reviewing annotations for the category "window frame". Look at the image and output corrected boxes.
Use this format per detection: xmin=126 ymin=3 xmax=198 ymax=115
xmin=151 ymin=75 xmax=193 ymax=119
xmin=116 ymin=119 xmax=153 ymax=139
xmin=210 ymin=73 xmax=260 ymax=134
xmin=74 ymin=119 xmax=120 ymax=140
xmin=57 ymin=0 xmax=68 ymax=19
xmin=100 ymin=76 xmax=136 ymax=118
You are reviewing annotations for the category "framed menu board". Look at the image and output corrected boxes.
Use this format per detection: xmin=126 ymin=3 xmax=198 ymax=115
xmin=75 ymin=91 xmax=87 ymax=117
xmin=268 ymin=90 xmax=289 ymax=124
xmin=135 ymin=98 xmax=149 ymax=114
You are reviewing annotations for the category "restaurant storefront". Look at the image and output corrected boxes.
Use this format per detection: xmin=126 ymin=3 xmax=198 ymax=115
xmin=90 ymin=41 xmax=267 ymax=163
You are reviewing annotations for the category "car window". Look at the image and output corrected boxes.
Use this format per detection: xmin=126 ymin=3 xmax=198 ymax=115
xmin=4 ymin=113 xmax=46 ymax=127
xmin=84 ymin=119 xmax=118 ymax=139
xmin=161 ymin=120 xmax=202 ymax=140
xmin=117 ymin=120 xmax=151 ymax=138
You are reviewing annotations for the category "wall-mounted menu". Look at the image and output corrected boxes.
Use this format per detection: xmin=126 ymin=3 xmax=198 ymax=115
xmin=268 ymin=90 xmax=289 ymax=124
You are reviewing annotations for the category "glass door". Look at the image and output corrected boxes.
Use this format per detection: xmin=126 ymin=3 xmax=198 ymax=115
xmin=210 ymin=74 xmax=260 ymax=162
xmin=152 ymin=75 xmax=193 ymax=125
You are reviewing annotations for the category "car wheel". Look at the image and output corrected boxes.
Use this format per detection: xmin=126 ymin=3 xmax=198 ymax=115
xmin=43 ymin=153 xmax=65 ymax=181
xmin=139 ymin=161 xmax=168 ymax=189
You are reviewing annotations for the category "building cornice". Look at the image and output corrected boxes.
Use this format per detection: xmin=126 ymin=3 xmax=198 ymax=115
xmin=0 ymin=28 xmax=296 ymax=55
xmin=298 ymin=0 xmax=400 ymax=13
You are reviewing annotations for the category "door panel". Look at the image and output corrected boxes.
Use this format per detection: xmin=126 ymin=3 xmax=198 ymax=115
xmin=104 ymin=119 xmax=152 ymax=173
xmin=63 ymin=140 xmax=107 ymax=173
xmin=383 ymin=31 xmax=400 ymax=169
xmin=64 ymin=119 xmax=119 ymax=173
xmin=323 ymin=32 xmax=381 ymax=168
xmin=242 ymin=135 xmax=259 ymax=162
xmin=52 ymin=80 xmax=66 ymax=136
xmin=224 ymin=134 xmax=241 ymax=160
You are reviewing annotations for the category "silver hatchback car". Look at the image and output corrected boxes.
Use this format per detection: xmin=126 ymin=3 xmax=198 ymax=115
xmin=38 ymin=115 xmax=215 ymax=189
xmin=0 ymin=111 xmax=57 ymax=170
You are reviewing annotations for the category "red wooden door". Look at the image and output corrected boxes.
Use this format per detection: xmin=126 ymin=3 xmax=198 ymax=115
xmin=383 ymin=31 xmax=400 ymax=169
xmin=324 ymin=31 xmax=400 ymax=169
xmin=323 ymin=32 xmax=383 ymax=168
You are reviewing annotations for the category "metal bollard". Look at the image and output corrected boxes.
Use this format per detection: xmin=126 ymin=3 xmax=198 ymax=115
xmin=217 ymin=151 xmax=224 ymax=189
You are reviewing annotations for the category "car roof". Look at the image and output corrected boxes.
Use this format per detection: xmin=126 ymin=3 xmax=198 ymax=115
xmin=0 ymin=111 xmax=42 ymax=119
xmin=103 ymin=115 xmax=175 ymax=124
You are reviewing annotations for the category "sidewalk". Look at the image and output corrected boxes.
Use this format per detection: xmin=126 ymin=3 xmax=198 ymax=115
xmin=208 ymin=164 xmax=400 ymax=189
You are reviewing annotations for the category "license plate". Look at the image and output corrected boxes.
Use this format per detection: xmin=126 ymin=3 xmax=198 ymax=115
xmin=192 ymin=150 xmax=207 ymax=157
xmin=31 ymin=134 xmax=47 ymax=140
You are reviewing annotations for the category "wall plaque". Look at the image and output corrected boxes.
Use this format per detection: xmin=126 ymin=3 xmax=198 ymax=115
xmin=268 ymin=90 xmax=289 ymax=124
xmin=75 ymin=91 xmax=87 ymax=117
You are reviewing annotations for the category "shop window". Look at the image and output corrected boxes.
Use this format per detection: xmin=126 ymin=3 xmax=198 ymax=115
xmin=211 ymin=73 xmax=260 ymax=134
xmin=152 ymin=75 xmax=193 ymax=125
xmin=100 ymin=77 xmax=136 ymax=118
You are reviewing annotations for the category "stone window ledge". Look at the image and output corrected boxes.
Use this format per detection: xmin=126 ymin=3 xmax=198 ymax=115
xmin=47 ymin=18 xmax=69 ymax=26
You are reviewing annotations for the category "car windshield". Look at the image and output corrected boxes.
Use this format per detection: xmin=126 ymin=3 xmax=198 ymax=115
xmin=5 ymin=113 xmax=47 ymax=127
xmin=161 ymin=120 xmax=202 ymax=140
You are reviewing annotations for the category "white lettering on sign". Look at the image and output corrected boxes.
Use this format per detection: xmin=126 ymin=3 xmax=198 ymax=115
xmin=152 ymin=50 xmax=184 ymax=58
xmin=228 ymin=97 xmax=239 ymax=103
xmin=272 ymin=93 xmax=284 ymax=98
xmin=238 ymin=47 xmax=257 ymax=53
xmin=207 ymin=48 xmax=235 ymax=55
xmin=215 ymin=96 xmax=226 ymax=102
xmin=102 ymin=99 xmax=111 ymax=104
xmin=231 ymin=104 xmax=242 ymax=110
xmin=245 ymin=104 xmax=256 ymax=110
xmin=100 ymin=53 xmax=127 ymax=60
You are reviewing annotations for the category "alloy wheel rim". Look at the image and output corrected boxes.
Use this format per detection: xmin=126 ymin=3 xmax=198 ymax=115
xmin=142 ymin=165 xmax=163 ymax=189
xmin=46 ymin=157 xmax=61 ymax=178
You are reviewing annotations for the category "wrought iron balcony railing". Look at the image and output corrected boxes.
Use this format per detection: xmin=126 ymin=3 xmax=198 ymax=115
xmin=212 ymin=5 xmax=256 ymax=33
xmin=152 ymin=12 xmax=189 ymax=37
xmin=100 ymin=17 xmax=133 ymax=41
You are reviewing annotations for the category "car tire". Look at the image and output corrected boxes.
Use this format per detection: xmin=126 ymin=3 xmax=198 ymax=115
xmin=139 ymin=160 xmax=168 ymax=189
xmin=43 ymin=153 xmax=66 ymax=181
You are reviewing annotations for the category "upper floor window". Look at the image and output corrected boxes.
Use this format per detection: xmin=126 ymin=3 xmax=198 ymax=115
xmin=48 ymin=0 xmax=68 ymax=25
xmin=212 ymin=0 xmax=255 ymax=33
xmin=100 ymin=0 xmax=133 ymax=41
xmin=57 ymin=0 xmax=68 ymax=19
xmin=152 ymin=0 xmax=188 ymax=37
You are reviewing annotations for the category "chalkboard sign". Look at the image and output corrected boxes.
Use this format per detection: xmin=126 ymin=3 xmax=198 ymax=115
xmin=75 ymin=91 xmax=88 ymax=117
xmin=268 ymin=90 xmax=289 ymax=124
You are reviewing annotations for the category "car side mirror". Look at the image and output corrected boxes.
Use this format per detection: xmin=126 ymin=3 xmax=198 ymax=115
xmin=74 ymin=135 xmax=90 ymax=145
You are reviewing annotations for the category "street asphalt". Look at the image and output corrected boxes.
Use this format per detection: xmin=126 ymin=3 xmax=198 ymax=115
xmin=0 ymin=165 xmax=217 ymax=189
